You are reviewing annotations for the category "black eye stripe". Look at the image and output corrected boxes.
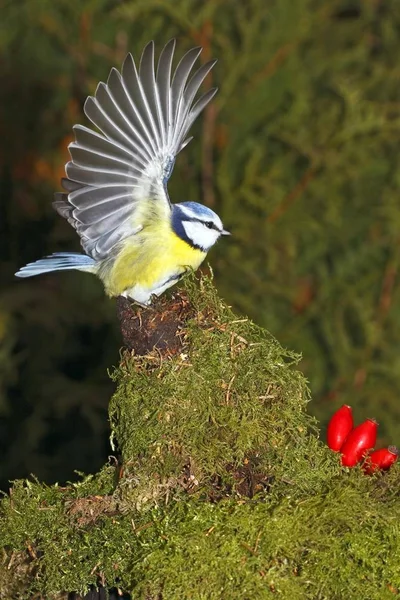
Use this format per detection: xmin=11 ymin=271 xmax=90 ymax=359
xmin=198 ymin=219 xmax=218 ymax=231
xmin=186 ymin=217 xmax=220 ymax=232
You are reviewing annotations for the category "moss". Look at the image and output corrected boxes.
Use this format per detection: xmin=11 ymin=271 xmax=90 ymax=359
xmin=110 ymin=275 xmax=322 ymax=508
xmin=1 ymin=275 xmax=400 ymax=598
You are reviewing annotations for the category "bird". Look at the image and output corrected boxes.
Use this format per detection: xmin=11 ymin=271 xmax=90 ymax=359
xmin=15 ymin=40 xmax=229 ymax=305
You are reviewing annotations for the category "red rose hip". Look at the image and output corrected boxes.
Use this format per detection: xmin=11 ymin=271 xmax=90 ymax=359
xmin=363 ymin=446 xmax=399 ymax=475
xmin=326 ymin=404 xmax=354 ymax=451
xmin=340 ymin=418 xmax=378 ymax=467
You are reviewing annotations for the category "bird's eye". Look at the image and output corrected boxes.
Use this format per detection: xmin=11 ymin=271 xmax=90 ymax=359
xmin=205 ymin=221 xmax=213 ymax=229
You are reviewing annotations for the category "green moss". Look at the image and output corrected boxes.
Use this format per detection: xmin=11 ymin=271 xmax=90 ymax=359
xmin=1 ymin=275 xmax=400 ymax=599
xmin=110 ymin=275 xmax=323 ymax=508
xmin=2 ymin=471 xmax=400 ymax=598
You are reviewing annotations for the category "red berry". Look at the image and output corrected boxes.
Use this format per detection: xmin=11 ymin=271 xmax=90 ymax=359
xmin=363 ymin=446 xmax=399 ymax=475
xmin=340 ymin=419 xmax=378 ymax=467
xmin=326 ymin=405 xmax=354 ymax=452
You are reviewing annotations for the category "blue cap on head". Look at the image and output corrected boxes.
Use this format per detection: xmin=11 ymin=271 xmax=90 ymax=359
xmin=178 ymin=201 xmax=218 ymax=220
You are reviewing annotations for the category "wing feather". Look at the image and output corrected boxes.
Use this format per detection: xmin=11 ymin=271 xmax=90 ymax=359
xmin=121 ymin=53 xmax=159 ymax=155
xmin=156 ymin=39 xmax=175 ymax=144
xmin=185 ymin=88 xmax=218 ymax=132
xmin=84 ymin=96 xmax=146 ymax=160
xmin=69 ymin=145 xmax=144 ymax=175
xmin=60 ymin=178 xmax=81 ymax=192
xmin=170 ymin=47 xmax=202 ymax=147
xmin=73 ymin=125 xmax=146 ymax=168
xmin=106 ymin=68 xmax=156 ymax=162
xmin=173 ymin=61 xmax=217 ymax=148
xmin=75 ymin=195 xmax=133 ymax=224
xmin=65 ymin=163 xmax=140 ymax=186
xmin=69 ymin=186 xmax=137 ymax=208
xmin=56 ymin=40 xmax=218 ymax=260
xmin=75 ymin=204 xmax=133 ymax=238
xmin=139 ymin=42 xmax=165 ymax=146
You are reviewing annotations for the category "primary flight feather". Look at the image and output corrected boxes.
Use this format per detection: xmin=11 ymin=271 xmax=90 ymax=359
xmin=15 ymin=40 xmax=229 ymax=305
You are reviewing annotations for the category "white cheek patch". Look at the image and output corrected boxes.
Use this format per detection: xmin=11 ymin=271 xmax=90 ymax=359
xmin=182 ymin=221 xmax=220 ymax=250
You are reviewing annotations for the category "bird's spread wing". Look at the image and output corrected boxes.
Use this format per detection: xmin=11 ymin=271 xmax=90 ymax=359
xmin=54 ymin=40 xmax=218 ymax=261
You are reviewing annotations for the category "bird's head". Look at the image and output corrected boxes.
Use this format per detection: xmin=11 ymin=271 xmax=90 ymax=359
xmin=172 ymin=202 xmax=230 ymax=251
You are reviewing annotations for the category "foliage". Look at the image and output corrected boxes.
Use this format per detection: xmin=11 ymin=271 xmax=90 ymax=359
xmin=1 ymin=0 xmax=400 ymax=487
xmin=1 ymin=276 xmax=400 ymax=599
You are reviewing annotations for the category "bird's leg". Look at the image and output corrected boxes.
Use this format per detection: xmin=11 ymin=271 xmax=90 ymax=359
xmin=132 ymin=298 xmax=155 ymax=310
xmin=149 ymin=293 xmax=162 ymax=308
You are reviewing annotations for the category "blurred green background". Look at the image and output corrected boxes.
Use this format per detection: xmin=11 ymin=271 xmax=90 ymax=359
xmin=1 ymin=0 xmax=400 ymax=490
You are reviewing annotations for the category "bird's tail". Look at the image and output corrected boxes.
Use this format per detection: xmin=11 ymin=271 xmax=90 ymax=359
xmin=15 ymin=252 xmax=96 ymax=278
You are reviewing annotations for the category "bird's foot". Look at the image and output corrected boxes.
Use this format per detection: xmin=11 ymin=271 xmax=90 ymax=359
xmin=132 ymin=299 xmax=154 ymax=310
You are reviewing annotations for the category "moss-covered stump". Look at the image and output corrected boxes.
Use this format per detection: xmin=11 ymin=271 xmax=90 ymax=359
xmin=1 ymin=275 xmax=400 ymax=599
xmin=110 ymin=276 xmax=317 ymax=506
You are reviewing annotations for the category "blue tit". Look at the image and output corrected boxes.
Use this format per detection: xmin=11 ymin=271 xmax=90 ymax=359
xmin=15 ymin=40 xmax=230 ymax=305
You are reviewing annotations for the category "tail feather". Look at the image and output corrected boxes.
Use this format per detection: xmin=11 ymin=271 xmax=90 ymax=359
xmin=15 ymin=252 xmax=96 ymax=278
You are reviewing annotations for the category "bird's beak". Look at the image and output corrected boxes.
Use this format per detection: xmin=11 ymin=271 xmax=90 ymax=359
xmin=221 ymin=229 xmax=231 ymax=236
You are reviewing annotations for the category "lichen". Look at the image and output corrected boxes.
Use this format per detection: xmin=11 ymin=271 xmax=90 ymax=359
xmin=1 ymin=275 xmax=400 ymax=599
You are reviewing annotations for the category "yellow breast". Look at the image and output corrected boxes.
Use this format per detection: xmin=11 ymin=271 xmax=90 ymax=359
xmin=101 ymin=223 xmax=206 ymax=297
